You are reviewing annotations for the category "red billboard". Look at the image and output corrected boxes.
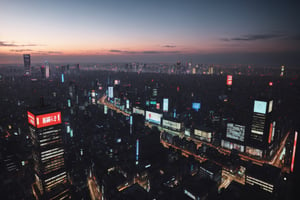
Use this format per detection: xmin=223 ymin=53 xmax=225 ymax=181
xmin=227 ymin=75 xmax=232 ymax=86
xmin=27 ymin=111 xmax=36 ymax=126
xmin=36 ymin=112 xmax=61 ymax=128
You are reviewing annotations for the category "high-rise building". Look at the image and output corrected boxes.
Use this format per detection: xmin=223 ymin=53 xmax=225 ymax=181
xmin=249 ymin=99 xmax=277 ymax=159
xmin=28 ymin=106 xmax=69 ymax=200
xmin=24 ymin=54 xmax=31 ymax=75
xmin=45 ymin=62 xmax=50 ymax=79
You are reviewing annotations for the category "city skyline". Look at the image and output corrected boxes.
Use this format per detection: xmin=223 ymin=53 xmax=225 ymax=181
xmin=1 ymin=0 xmax=300 ymax=64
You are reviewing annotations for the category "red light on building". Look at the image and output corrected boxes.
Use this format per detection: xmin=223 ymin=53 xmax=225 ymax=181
xmin=268 ymin=123 xmax=273 ymax=143
xmin=156 ymin=103 xmax=160 ymax=110
xmin=269 ymin=82 xmax=273 ymax=86
xmin=177 ymin=86 xmax=180 ymax=92
xmin=27 ymin=111 xmax=36 ymax=127
xmin=36 ymin=112 xmax=61 ymax=128
xmin=291 ymin=131 xmax=298 ymax=173
xmin=227 ymin=75 xmax=232 ymax=86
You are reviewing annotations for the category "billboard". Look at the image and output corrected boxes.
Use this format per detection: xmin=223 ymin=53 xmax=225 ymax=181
xmin=145 ymin=111 xmax=162 ymax=125
xmin=133 ymin=107 xmax=145 ymax=116
xmin=36 ymin=112 xmax=61 ymax=128
xmin=253 ymin=100 xmax=267 ymax=114
xmin=221 ymin=140 xmax=244 ymax=152
xmin=226 ymin=123 xmax=245 ymax=142
xmin=27 ymin=111 xmax=36 ymax=126
xmin=192 ymin=102 xmax=201 ymax=112
xmin=163 ymin=98 xmax=169 ymax=112
xmin=226 ymin=75 xmax=232 ymax=86
xmin=194 ymin=129 xmax=212 ymax=142
xmin=108 ymin=86 xmax=114 ymax=98
xmin=162 ymin=119 xmax=182 ymax=131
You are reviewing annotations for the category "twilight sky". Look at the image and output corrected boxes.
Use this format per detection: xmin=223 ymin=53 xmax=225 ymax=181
xmin=0 ymin=0 xmax=300 ymax=64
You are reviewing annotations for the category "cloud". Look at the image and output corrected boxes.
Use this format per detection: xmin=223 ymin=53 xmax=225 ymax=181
xmin=142 ymin=50 xmax=180 ymax=54
xmin=10 ymin=49 xmax=33 ymax=52
xmin=0 ymin=41 xmax=39 ymax=47
xmin=109 ymin=49 xmax=181 ymax=54
xmin=47 ymin=51 xmax=62 ymax=54
xmin=33 ymin=50 xmax=62 ymax=55
xmin=221 ymin=33 xmax=285 ymax=41
xmin=109 ymin=49 xmax=136 ymax=54
xmin=162 ymin=45 xmax=176 ymax=48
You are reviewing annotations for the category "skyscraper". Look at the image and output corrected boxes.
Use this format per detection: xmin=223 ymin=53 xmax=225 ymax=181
xmin=24 ymin=54 xmax=31 ymax=75
xmin=28 ymin=106 xmax=69 ymax=200
xmin=45 ymin=61 xmax=50 ymax=79
xmin=249 ymin=99 xmax=276 ymax=159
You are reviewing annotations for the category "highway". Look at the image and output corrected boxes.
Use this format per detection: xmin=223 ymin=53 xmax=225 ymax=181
xmin=88 ymin=177 xmax=101 ymax=200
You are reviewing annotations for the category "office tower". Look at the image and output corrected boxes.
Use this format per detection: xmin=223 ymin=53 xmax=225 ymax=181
xmin=248 ymin=99 xmax=276 ymax=159
xmin=24 ymin=54 xmax=31 ymax=75
xmin=28 ymin=106 xmax=69 ymax=200
xmin=45 ymin=62 xmax=50 ymax=79
xmin=208 ymin=65 xmax=214 ymax=75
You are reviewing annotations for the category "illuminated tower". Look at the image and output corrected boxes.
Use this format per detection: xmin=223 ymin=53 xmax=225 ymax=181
xmin=249 ymin=99 xmax=276 ymax=159
xmin=28 ymin=106 xmax=69 ymax=200
xmin=45 ymin=61 xmax=50 ymax=79
xmin=24 ymin=54 xmax=31 ymax=75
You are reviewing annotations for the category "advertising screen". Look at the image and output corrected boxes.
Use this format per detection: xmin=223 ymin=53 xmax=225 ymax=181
xmin=163 ymin=98 xmax=169 ymax=112
xmin=194 ymin=129 xmax=212 ymax=142
xmin=185 ymin=129 xmax=191 ymax=137
xmin=36 ymin=112 xmax=61 ymax=128
xmin=27 ymin=111 xmax=36 ymax=126
xmin=162 ymin=119 xmax=182 ymax=131
xmin=133 ymin=107 xmax=145 ymax=116
xmin=226 ymin=123 xmax=245 ymax=142
xmin=108 ymin=86 xmax=114 ymax=98
xmin=192 ymin=102 xmax=201 ymax=112
xmin=254 ymin=100 xmax=267 ymax=114
xmin=227 ymin=75 xmax=232 ymax=86
xmin=221 ymin=140 xmax=244 ymax=152
xmin=145 ymin=111 xmax=162 ymax=125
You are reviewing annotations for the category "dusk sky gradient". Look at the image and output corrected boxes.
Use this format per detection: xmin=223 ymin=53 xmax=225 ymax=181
xmin=1 ymin=0 xmax=300 ymax=64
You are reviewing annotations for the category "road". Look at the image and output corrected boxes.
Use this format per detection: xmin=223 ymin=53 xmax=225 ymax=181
xmin=88 ymin=177 xmax=101 ymax=200
xmin=98 ymin=95 xmax=291 ymax=169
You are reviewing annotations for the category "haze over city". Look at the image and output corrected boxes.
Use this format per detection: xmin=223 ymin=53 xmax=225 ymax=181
xmin=1 ymin=0 xmax=300 ymax=64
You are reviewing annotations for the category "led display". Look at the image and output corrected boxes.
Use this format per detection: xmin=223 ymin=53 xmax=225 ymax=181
xmin=226 ymin=123 xmax=245 ymax=142
xmin=36 ymin=112 xmax=61 ymax=128
xmin=227 ymin=75 xmax=232 ymax=86
xmin=163 ymin=98 xmax=169 ymax=112
xmin=253 ymin=100 xmax=267 ymax=114
xmin=192 ymin=102 xmax=201 ymax=111
xmin=145 ymin=111 xmax=162 ymax=125
xmin=27 ymin=111 xmax=36 ymax=126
